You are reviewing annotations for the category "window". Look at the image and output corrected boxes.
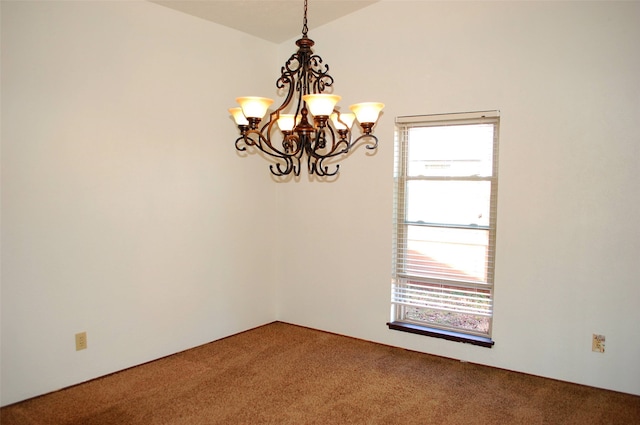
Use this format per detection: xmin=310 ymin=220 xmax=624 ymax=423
xmin=388 ymin=111 xmax=499 ymax=347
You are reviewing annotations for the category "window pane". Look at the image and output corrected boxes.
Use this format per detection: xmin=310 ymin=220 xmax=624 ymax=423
xmin=407 ymin=124 xmax=494 ymax=177
xmin=405 ymin=225 xmax=489 ymax=283
xmin=404 ymin=306 xmax=490 ymax=335
xmin=407 ymin=180 xmax=491 ymax=227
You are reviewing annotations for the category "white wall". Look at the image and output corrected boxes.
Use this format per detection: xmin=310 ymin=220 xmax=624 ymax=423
xmin=1 ymin=1 xmax=279 ymax=406
xmin=276 ymin=1 xmax=640 ymax=395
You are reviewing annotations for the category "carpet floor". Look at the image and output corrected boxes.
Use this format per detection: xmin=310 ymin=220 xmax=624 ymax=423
xmin=2 ymin=321 xmax=639 ymax=424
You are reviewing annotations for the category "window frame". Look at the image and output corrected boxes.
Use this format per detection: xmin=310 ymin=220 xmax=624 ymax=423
xmin=388 ymin=111 xmax=499 ymax=348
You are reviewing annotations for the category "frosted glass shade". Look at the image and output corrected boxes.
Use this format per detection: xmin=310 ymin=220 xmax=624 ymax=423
xmin=228 ymin=107 xmax=249 ymax=126
xmin=350 ymin=102 xmax=385 ymax=124
xmin=236 ymin=96 xmax=274 ymax=119
xmin=277 ymin=114 xmax=296 ymax=132
xmin=303 ymin=94 xmax=341 ymax=117
xmin=330 ymin=112 xmax=356 ymax=130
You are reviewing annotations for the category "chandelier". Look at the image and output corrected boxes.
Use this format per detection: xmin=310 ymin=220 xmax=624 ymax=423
xmin=229 ymin=0 xmax=384 ymax=177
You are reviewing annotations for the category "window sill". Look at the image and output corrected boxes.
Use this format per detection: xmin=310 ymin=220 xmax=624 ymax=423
xmin=387 ymin=321 xmax=495 ymax=348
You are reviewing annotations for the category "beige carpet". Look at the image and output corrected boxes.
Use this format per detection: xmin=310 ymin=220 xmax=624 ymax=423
xmin=2 ymin=321 xmax=639 ymax=424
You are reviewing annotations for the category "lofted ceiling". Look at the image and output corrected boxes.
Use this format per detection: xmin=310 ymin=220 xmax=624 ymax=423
xmin=149 ymin=0 xmax=379 ymax=44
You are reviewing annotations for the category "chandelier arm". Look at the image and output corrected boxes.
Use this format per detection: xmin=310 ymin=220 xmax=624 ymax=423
xmin=307 ymin=131 xmax=379 ymax=156
xmin=234 ymin=135 xmax=252 ymax=151
xmin=351 ymin=134 xmax=379 ymax=151
xmin=235 ymin=133 xmax=274 ymax=154
xmin=306 ymin=146 xmax=338 ymax=176
xmin=248 ymin=112 xmax=305 ymax=159
xmin=303 ymin=129 xmax=341 ymax=177
xmin=313 ymin=156 xmax=340 ymax=177
xmin=306 ymin=54 xmax=333 ymax=94
xmin=321 ymin=139 xmax=350 ymax=158
xmin=270 ymin=156 xmax=300 ymax=177
xmin=306 ymin=151 xmax=316 ymax=174
xmin=237 ymin=130 xmax=272 ymax=156
xmin=280 ymin=52 xmax=303 ymax=80
xmin=277 ymin=53 xmax=302 ymax=104
xmin=236 ymin=129 xmax=301 ymax=165
xmin=246 ymin=134 xmax=300 ymax=177
xmin=266 ymin=115 xmax=304 ymax=154
xmin=308 ymin=130 xmax=350 ymax=159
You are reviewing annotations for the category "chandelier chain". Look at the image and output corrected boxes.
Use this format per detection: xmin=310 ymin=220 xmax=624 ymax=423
xmin=302 ymin=0 xmax=309 ymax=37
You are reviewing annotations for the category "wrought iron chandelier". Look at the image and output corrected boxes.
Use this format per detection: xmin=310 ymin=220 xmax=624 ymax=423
xmin=229 ymin=0 xmax=384 ymax=177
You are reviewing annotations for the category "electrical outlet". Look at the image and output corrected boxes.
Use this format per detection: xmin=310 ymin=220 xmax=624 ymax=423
xmin=592 ymin=334 xmax=605 ymax=353
xmin=75 ymin=332 xmax=87 ymax=351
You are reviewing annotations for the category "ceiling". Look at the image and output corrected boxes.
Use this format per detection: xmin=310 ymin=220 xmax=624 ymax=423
xmin=149 ymin=0 xmax=379 ymax=44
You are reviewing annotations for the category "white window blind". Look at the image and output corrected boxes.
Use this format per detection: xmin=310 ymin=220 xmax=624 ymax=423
xmin=391 ymin=111 xmax=499 ymax=340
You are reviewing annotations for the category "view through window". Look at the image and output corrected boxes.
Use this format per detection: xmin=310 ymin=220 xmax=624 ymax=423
xmin=390 ymin=111 xmax=499 ymax=345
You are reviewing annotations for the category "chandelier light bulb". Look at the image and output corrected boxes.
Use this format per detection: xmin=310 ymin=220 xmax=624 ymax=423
xmin=349 ymin=102 xmax=385 ymax=124
xmin=236 ymin=96 xmax=274 ymax=119
xmin=228 ymin=107 xmax=249 ymax=126
xmin=330 ymin=112 xmax=356 ymax=130
xmin=277 ymin=114 xmax=297 ymax=132
xmin=303 ymin=94 xmax=341 ymax=117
